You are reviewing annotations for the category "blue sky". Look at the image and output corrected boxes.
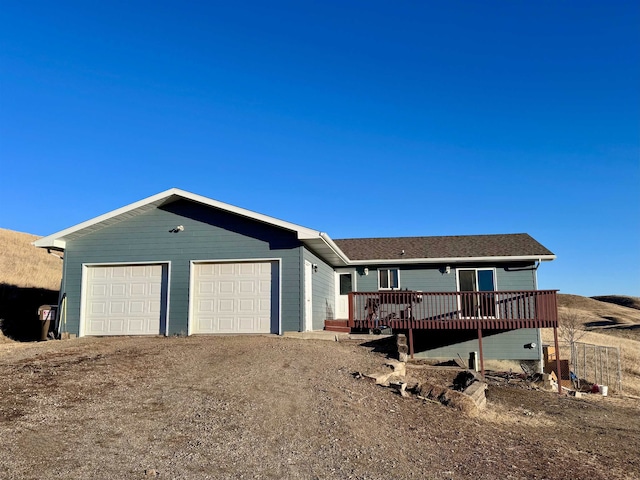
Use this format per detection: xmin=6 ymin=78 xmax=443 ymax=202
xmin=1 ymin=1 xmax=638 ymax=296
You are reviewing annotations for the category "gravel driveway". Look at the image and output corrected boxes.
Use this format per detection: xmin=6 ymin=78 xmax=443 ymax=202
xmin=1 ymin=335 xmax=638 ymax=479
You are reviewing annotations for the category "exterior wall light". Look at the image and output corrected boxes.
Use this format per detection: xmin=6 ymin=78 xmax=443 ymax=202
xmin=364 ymin=268 xmax=369 ymax=276
xmin=445 ymin=265 xmax=451 ymax=275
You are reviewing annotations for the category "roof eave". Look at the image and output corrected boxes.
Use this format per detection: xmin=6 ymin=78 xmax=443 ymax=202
xmin=347 ymin=254 xmax=556 ymax=265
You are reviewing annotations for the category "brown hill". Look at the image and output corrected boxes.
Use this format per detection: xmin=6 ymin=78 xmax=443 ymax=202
xmin=0 ymin=228 xmax=62 ymax=290
xmin=591 ymin=295 xmax=640 ymax=311
xmin=558 ymin=293 xmax=640 ymax=327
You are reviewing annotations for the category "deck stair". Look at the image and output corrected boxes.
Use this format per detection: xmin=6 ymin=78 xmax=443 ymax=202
xmin=324 ymin=319 xmax=350 ymax=333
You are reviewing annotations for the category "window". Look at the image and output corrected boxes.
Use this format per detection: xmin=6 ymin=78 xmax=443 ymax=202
xmin=378 ymin=268 xmax=399 ymax=290
xmin=339 ymin=273 xmax=353 ymax=295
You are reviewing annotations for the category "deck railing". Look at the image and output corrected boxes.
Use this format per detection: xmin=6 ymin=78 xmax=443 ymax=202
xmin=348 ymin=290 xmax=558 ymax=330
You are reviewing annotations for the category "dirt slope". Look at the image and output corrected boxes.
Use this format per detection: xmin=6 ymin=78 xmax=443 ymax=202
xmin=0 ymin=336 xmax=638 ymax=480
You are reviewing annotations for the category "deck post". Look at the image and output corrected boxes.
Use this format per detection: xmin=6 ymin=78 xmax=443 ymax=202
xmin=348 ymin=293 xmax=354 ymax=328
xmin=477 ymin=327 xmax=485 ymax=378
xmin=408 ymin=328 xmax=414 ymax=360
xmin=553 ymin=325 xmax=562 ymax=396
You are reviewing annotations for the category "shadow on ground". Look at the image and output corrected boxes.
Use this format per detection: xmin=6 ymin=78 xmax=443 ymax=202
xmin=358 ymin=335 xmax=397 ymax=355
xmin=0 ymin=283 xmax=59 ymax=341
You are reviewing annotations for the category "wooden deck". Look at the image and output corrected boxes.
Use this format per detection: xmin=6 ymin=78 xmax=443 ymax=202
xmin=347 ymin=290 xmax=558 ymax=330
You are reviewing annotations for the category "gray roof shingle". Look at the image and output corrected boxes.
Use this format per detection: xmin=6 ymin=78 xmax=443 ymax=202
xmin=333 ymin=233 xmax=554 ymax=261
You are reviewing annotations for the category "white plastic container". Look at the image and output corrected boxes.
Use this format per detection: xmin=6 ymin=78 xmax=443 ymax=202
xmin=599 ymin=385 xmax=608 ymax=396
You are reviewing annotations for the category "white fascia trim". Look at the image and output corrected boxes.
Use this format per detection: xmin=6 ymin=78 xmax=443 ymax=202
xmin=34 ymin=189 xmax=178 ymax=249
xmin=175 ymin=190 xmax=320 ymax=240
xmin=33 ymin=188 xmax=323 ymax=250
xmin=318 ymin=232 xmax=351 ymax=265
xmin=347 ymin=254 xmax=556 ymax=265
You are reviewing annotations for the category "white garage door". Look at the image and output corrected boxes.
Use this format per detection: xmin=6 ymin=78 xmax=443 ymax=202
xmin=84 ymin=264 xmax=168 ymax=336
xmin=191 ymin=262 xmax=273 ymax=334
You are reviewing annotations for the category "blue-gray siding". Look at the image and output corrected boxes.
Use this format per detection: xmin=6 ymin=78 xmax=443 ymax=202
xmin=410 ymin=328 xmax=541 ymax=361
xmin=353 ymin=263 xmax=536 ymax=293
xmin=303 ymin=248 xmax=335 ymax=330
xmin=61 ymin=200 xmax=304 ymax=336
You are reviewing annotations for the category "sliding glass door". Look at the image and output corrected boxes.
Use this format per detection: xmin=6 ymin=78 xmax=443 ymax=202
xmin=458 ymin=269 xmax=497 ymax=318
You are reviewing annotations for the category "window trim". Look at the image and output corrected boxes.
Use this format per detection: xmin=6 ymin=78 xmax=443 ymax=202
xmin=455 ymin=267 xmax=497 ymax=292
xmin=378 ymin=268 xmax=400 ymax=290
xmin=455 ymin=267 xmax=498 ymax=319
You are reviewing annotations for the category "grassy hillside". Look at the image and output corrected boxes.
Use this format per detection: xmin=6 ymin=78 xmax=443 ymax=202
xmin=591 ymin=295 xmax=640 ymax=311
xmin=558 ymin=293 xmax=640 ymax=336
xmin=0 ymin=228 xmax=62 ymax=290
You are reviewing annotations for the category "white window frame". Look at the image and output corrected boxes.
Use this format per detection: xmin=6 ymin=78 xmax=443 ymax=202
xmin=378 ymin=268 xmax=400 ymax=290
xmin=455 ymin=267 xmax=497 ymax=292
xmin=455 ymin=267 xmax=498 ymax=319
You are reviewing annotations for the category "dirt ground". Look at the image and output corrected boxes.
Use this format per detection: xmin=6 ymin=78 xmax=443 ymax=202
xmin=1 ymin=336 xmax=639 ymax=480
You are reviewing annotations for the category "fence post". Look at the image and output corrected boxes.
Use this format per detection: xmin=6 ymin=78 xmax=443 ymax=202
xmin=553 ymin=326 xmax=562 ymax=395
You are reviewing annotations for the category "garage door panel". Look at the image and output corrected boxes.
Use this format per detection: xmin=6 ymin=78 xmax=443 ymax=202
xmin=84 ymin=264 xmax=167 ymax=336
xmin=129 ymin=301 xmax=145 ymax=314
xmin=239 ymin=281 xmax=255 ymax=294
xmin=198 ymin=299 xmax=214 ymax=312
xmin=219 ymin=281 xmax=234 ymax=294
xmin=237 ymin=317 xmax=255 ymax=331
xmin=217 ymin=299 xmax=234 ymax=312
xmin=238 ymin=299 xmax=255 ymax=312
xmin=91 ymin=284 xmax=108 ymax=296
xmin=219 ymin=264 xmax=234 ymax=275
xmin=198 ymin=282 xmax=213 ymax=295
xmin=128 ymin=319 xmax=145 ymax=333
xmin=110 ymin=301 xmax=125 ymax=314
xmin=192 ymin=261 xmax=274 ymax=334
xmin=218 ymin=317 xmax=234 ymax=330
xmin=259 ymin=298 xmax=270 ymax=312
xmin=109 ymin=318 xmax=125 ymax=333
xmin=111 ymin=284 xmax=126 ymax=296
xmin=90 ymin=304 xmax=106 ymax=316
xmin=238 ymin=264 xmax=255 ymax=275
xmin=130 ymin=283 xmax=146 ymax=296
xmin=259 ymin=280 xmax=270 ymax=293
xmin=149 ymin=300 xmax=161 ymax=313
xmin=112 ymin=267 xmax=126 ymax=278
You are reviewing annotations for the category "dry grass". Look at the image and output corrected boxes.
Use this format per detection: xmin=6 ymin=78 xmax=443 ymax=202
xmin=558 ymin=294 xmax=640 ymax=326
xmin=0 ymin=228 xmax=62 ymax=290
xmin=0 ymin=331 xmax=13 ymax=344
xmin=479 ymin=404 xmax=557 ymax=428
xmin=592 ymin=295 xmax=640 ymax=311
